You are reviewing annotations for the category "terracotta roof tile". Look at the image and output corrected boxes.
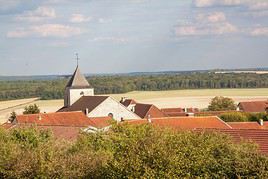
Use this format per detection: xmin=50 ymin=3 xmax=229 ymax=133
xmin=0 ymin=122 xmax=15 ymax=130
xmin=126 ymin=116 xmax=231 ymax=130
xmin=227 ymin=122 xmax=268 ymax=130
xmin=15 ymin=112 xmax=112 ymax=129
xmin=195 ymin=129 xmax=268 ymax=155
xmin=238 ymin=101 xmax=268 ymax=113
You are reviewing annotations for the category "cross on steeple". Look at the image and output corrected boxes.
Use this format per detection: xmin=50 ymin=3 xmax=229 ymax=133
xmin=75 ymin=53 xmax=80 ymax=67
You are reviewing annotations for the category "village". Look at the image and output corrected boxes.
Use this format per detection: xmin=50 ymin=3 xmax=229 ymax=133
xmin=1 ymin=65 xmax=268 ymax=155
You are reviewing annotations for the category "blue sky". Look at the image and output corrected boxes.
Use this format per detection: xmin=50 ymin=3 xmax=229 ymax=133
xmin=0 ymin=0 xmax=268 ymax=75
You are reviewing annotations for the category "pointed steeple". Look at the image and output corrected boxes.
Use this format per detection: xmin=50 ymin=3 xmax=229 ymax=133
xmin=66 ymin=66 xmax=91 ymax=88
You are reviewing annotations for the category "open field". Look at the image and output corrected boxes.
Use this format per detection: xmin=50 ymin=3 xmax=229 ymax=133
xmin=0 ymin=88 xmax=268 ymax=124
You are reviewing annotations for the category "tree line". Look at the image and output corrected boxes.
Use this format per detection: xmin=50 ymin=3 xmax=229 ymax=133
xmin=1 ymin=73 xmax=268 ymax=101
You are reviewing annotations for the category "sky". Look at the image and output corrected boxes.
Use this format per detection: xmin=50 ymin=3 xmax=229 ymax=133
xmin=0 ymin=0 xmax=268 ymax=75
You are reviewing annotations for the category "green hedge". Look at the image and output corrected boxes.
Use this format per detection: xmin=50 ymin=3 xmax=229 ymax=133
xmin=219 ymin=112 xmax=268 ymax=122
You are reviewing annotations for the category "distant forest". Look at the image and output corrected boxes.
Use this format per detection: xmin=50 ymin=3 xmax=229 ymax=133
xmin=1 ymin=73 xmax=268 ymax=101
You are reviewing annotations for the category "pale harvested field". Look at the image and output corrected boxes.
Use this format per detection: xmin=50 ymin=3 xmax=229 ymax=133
xmin=0 ymin=88 xmax=268 ymax=124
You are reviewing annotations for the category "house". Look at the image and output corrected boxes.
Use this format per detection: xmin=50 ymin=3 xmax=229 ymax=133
xmin=238 ymin=101 xmax=268 ymax=113
xmin=2 ymin=111 xmax=112 ymax=140
xmin=132 ymin=103 xmax=167 ymax=119
xmin=161 ymin=108 xmax=200 ymax=117
xmin=120 ymin=98 xmax=137 ymax=110
xmin=58 ymin=65 xmax=140 ymax=121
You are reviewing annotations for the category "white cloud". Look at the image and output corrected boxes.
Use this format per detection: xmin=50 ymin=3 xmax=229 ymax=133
xmin=175 ymin=12 xmax=237 ymax=36
xmin=91 ymin=37 xmax=128 ymax=43
xmin=70 ymin=14 xmax=91 ymax=23
xmin=7 ymin=24 xmax=82 ymax=38
xmin=251 ymin=27 xmax=268 ymax=36
xmin=15 ymin=6 xmax=56 ymax=22
xmin=194 ymin=0 xmax=242 ymax=8
xmin=196 ymin=12 xmax=226 ymax=23
xmin=194 ymin=0 xmax=268 ymax=11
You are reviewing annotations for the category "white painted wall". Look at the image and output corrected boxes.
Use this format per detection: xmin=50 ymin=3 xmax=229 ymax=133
xmin=88 ymin=97 xmax=140 ymax=121
xmin=64 ymin=87 xmax=94 ymax=107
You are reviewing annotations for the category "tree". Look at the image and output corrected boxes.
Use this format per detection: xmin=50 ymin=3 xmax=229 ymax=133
xmin=23 ymin=104 xmax=40 ymax=114
xmin=208 ymin=96 xmax=236 ymax=111
xmin=8 ymin=111 xmax=17 ymax=123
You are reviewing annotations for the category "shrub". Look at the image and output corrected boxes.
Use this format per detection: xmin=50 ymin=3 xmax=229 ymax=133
xmin=246 ymin=112 xmax=268 ymax=122
xmin=23 ymin=104 xmax=40 ymax=114
xmin=219 ymin=112 xmax=248 ymax=122
xmin=208 ymin=96 xmax=236 ymax=111
xmin=1 ymin=125 xmax=268 ymax=178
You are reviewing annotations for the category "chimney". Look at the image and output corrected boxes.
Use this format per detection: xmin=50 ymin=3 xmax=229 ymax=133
xmin=131 ymin=105 xmax=136 ymax=112
xmin=148 ymin=114 xmax=152 ymax=123
xmin=121 ymin=97 xmax=127 ymax=103
xmin=85 ymin=108 xmax=89 ymax=115
xmin=259 ymin=119 xmax=264 ymax=126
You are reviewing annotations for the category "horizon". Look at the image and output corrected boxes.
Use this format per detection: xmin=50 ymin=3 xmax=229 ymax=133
xmin=1 ymin=66 xmax=268 ymax=77
xmin=0 ymin=0 xmax=268 ymax=76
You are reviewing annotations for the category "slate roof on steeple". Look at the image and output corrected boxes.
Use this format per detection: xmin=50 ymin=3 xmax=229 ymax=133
xmin=66 ymin=66 xmax=91 ymax=88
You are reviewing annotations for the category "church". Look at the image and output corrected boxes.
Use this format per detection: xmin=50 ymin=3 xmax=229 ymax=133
xmin=58 ymin=65 xmax=140 ymax=121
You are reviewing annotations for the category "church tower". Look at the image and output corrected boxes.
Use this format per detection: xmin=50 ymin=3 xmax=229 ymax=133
xmin=64 ymin=65 xmax=94 ymax=107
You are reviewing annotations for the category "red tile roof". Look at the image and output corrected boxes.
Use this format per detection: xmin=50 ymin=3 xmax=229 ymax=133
xmin=120 ymin=99 xmax=137 ymax=107
xmin=2 ymin=112 xmax=113 ymax=140
xmin=161 ymin=108 xmax=184 ymax=113
xmin=227 ymin=122 xmax=268 ymax=130
xmin=238 ymin=101 xmax=268 ymax=113
xmin=195 ymin=129 xmax=268 ymax=155
xmin=186 ymin=108 xmax=199 ymax=113
xmin=134 ymin=103 xmax=166 ymax=119
xmin=15 ymin=112 xmax=112 ymax=128
xmin=0 ymin=122 xmax=15 ymax=130
xmin=126 ymin=116 xmax=231 ymax=130
xmin=15 ymin=112 xmax=94 ymax=127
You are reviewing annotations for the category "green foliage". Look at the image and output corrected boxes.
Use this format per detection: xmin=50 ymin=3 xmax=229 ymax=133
xmin=10 ymin=127 xmax=52 ymax=149
xmin=8 ymin=111 xmax=16 ymax=123
xmin=1 ymin=73 xmax=268 ymax=101
xmin=220 ymin=112 xmax=268 ymax=122
xmin=0 ymin=125 xmax=268 ymax=178
xmin=219 ymin=112 xmax=248 ymax=122
xmin=246 ymin=112 xmax=268 ymax=122
xmin=208 ymin=96 xmax=236 ymax=111
xmin=23 ymin=104 xmax=40 ymax=114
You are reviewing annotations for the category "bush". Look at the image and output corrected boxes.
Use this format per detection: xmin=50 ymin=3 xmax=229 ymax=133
xmin=1 ymin=125 xmax=268 ymax=178
xmin=246 ymin=112 xmax=268 ymax=122
xmin=23 ymin=104 xmax=40 ymax=114
xmin=208 ymin=96 xmax=236 ymax=111
xmin=219 ymin=112 xmax=248 ymax=122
